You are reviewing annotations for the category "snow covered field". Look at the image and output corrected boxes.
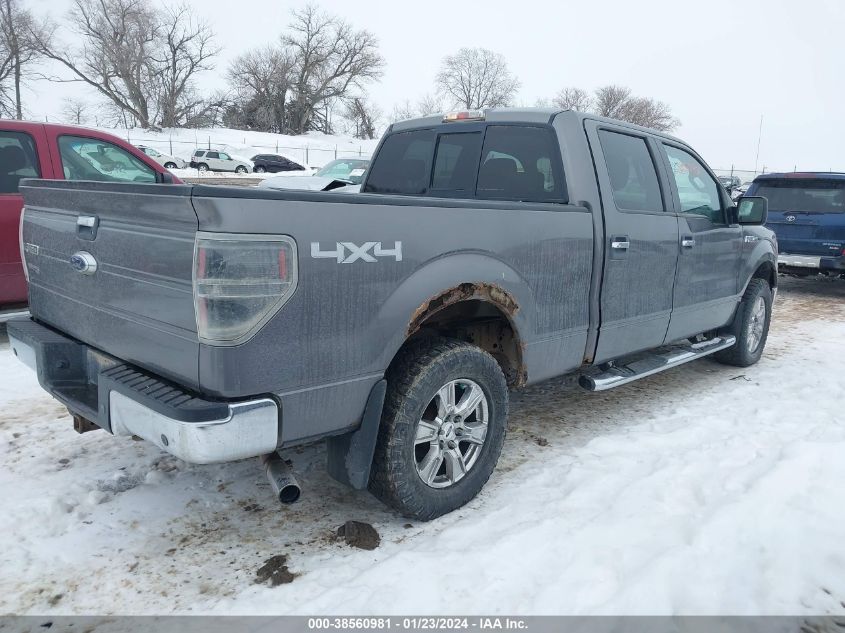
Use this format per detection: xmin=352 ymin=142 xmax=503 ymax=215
xmin=1 ymin=277 xmax=844 ymax=615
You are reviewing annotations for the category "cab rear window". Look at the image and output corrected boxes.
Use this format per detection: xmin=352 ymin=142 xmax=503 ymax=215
xmin=363 ymin=124 xmax=566 ymax=203
xmin=754 ymin=179 xmax=845 ymax=213
xmin=0 ymin=131 xmax=40 ymax=194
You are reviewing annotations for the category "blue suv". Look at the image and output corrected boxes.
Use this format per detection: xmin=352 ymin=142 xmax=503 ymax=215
xmin=746 ymin=173 xmax=845 ymax=276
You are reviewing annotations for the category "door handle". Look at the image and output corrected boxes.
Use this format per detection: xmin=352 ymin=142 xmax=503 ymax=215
xmin=681 ymin=237 xmax=696 ymax=248
xmin=76 ymin=215 xmax=99 ymax=240
xmin=611 ymin=238 xmax=630 ymax=250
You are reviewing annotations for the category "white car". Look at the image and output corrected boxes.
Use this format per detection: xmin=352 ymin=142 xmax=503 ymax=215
xmin=190 ymin=149 xmax=252 ymax=173
xmin=137 ymin=146 xmax=186 ymax=170
xmin=258 ymin=158 xmax=369 ymax=192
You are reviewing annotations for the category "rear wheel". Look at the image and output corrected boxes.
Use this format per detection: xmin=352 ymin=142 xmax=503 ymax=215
xmin=197 ymin=163 xmax=209 ymax=172
xmin=235 ymin=165 xmax=248 ymax=174
xmin=714 ymin=278 xmax=773 ymax=367
xmin=369 ymin=338 xmax=508 ymax=520
xmin=164 ymin=162 xmax=177 ymax=170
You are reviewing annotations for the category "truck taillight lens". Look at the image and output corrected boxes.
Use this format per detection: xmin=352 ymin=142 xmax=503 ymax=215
xmin=193 ymin=233 xmax=298 ymax=344
xmin=19 ymin=206 xmax=28 ymax=282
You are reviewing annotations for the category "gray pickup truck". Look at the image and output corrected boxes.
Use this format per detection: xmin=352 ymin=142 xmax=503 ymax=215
xmin=9 ymin=109 xmax=777 ymax=520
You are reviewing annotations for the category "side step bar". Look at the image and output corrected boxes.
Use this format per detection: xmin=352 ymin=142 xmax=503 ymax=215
xmin=579 ymin=335 xmax=737 ymax=392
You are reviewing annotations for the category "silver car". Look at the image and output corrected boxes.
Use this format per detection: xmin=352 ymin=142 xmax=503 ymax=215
xmin=190 ymin=150 xmax=252 ymax=173
xmin=137 ymin=146 xmax=186 ymax=170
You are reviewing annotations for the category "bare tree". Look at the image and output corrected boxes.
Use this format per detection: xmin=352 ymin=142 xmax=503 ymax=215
xmin=540 ymin=84 xmax=680 ymax=132
xmin=388 ymin=93 xmax=443 ymax=124
xmin=553 ymin=87 xmax=592 ymax=112
xmin=226 ymin=5 xmax=383 ymax=135
xmin=283 ymin=4 xmax=384 ymax=134
xmin=390 ymin=99 xmax=416 ymax=123
xmin=615 ymin=96 xmax=679 ymax=132
xmin=32 ymin=0 xmax=217 ymax=129
xmin=61 ymin=97 xmax=89 ymax=124
xmin=226 ymin=46 xmax=294 ymax=132
xmin=416 ymin=93 xmax=442 ymax=116
xmin=0 ymin=0 xmax=47 ymax=118
xmin=593 ymin=85 xmax=632 ymax=119
xmin=152 ymin=5 xmax=220 ymax=128
xmin=343 ymin=97 xmax=380 ymax=139
xmin=436 ymin=47 xmax=519 ymax=110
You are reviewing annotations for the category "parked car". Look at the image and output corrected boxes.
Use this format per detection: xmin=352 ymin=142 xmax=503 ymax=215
xmin=137 ymin=145 xmax=186 ymax=170
xmin=250 ymin=154 xmax=307 ymax=174
xmin=0 ymin=120 xmax=179 ymax=319
xmin=189 ymin=149 xmax=252 ymax=173
xmin=9 ymin=109 xmax=776 ymax=520
xmin=718 ymin=175 xmax=742 ymax=190
xmin=746 ymin=172 xmax=845 ymax=276
xmin=258 ymin=158 xmax=370 ymax=191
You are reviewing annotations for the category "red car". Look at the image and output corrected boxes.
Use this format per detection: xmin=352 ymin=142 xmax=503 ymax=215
xmin=0 ymin=121 xmax=180 ymax=318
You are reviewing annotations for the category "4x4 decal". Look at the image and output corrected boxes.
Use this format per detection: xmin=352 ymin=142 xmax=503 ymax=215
xmin=310 ymin=241 xmax=403 ymax=263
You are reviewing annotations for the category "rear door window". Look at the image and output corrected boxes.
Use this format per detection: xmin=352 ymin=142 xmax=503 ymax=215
xmin=0 ymin=131 xmax=41 ymax=194
xmin=363 ymin=130 xmax=436 ymax=195
xmin=431 ymin=132 xmax=483 ymax=194
xmin=58 ymin=135 xmax=156 ymax=183
xmin=598 ymin=130 xmax=664 ymax=212
xmin=476 ymin=126 xmax=564 ymax=202
xmin=753 ymin=180 xmax=845 ymax=213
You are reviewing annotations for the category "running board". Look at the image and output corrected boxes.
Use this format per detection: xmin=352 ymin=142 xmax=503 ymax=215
xmin=579 ymin=335 xmax=737 ymax=392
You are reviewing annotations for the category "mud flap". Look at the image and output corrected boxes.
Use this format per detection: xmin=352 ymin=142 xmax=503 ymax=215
xmin=326 ymin=379 xmax=387 ymax=490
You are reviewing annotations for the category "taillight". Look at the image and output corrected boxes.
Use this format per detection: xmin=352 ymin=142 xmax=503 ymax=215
xmin=19 ymin=206 xmax=29 ymax=282
xmin=193 ymin=233 xmax=298 ymax=344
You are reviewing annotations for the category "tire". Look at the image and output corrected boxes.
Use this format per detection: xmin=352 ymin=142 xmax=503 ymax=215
xmin=254 ymin=166 xmax=266 ymax=173
xmin=714 ymin=278 xmax=773 ymax=367
xmin=164 ymin=162 xmax=177 ymax=170
xmin=369 ymin=338 xmax=509 ymax=520
xmin=235 ymin=165 xmax=248 ymax=174
xmin=197 ymin=163 xmax=209 ymax=172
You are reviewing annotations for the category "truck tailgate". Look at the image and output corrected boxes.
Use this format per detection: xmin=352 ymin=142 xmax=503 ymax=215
xmin=20 ymin=180 xmax=200 ymax=389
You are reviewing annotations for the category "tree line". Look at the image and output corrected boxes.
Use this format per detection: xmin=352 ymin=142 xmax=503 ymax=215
xmin=0 ymin=0 xmax=680 ymax=138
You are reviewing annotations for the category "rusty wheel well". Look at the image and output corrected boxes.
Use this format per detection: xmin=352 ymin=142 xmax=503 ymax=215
xmin=752 ymin=261 xmax=777 ymax=289
xmin=400 ymin=284 xmax=526 ymax=387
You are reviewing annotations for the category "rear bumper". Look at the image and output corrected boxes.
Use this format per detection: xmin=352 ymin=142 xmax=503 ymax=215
xmin=7 ymin=318 xmax=279 ymax=464
xmin=778 ymin=253 xmax=845 ymax=271
xmin=0 ymin=306 xmax=29 ymax=323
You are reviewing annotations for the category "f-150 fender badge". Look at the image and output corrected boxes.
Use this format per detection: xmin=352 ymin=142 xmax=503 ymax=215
xmin=310 ymin=241 xmax=402 ymax=263
xmin=70 ymin=251 xmax=98 ymax=275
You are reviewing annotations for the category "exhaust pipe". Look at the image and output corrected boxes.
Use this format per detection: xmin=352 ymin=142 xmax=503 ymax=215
xmin=260 ymin=452 xmax=301 ymax=504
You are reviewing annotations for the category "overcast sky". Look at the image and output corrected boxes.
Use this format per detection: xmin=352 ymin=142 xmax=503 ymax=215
xmin=23 ymin=0 xmax=845 ymax=172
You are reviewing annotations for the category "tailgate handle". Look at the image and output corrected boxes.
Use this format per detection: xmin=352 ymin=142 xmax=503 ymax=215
xmin=77 ymin=215 xmax=99 ymax=240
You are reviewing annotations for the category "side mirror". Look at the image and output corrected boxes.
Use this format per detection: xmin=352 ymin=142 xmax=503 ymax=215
xmin=736 ymin=195 xmax=768 ymax=225
xmin=159 ymin=172 xmax=175 ymax=184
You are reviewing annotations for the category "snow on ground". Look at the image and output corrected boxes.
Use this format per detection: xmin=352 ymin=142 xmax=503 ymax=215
xmin=94 ymin=125 xmax=378 ymax=170
xmin=1 ymin=277 xmax=844 ymax=615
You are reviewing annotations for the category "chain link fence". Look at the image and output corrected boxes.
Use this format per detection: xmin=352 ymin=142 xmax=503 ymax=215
xmin=120 ymin=132 xmax=373 ymax=167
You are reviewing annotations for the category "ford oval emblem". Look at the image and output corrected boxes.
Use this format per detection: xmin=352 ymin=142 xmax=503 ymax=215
xmin=786 ymin=214 xmax=796 ymax=223
xmin=70 ymin=251 xmax=97 ymax=275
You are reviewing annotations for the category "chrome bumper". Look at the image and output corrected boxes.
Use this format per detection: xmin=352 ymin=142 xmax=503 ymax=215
xmin=778 ymin=254 xmax=821 ymax=268
xmin=108 ymin=393 xmax=279 ymax=464
xmin=8 ymin=319 xmax=279 ymax=464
